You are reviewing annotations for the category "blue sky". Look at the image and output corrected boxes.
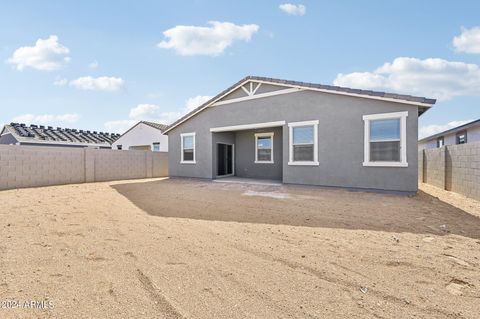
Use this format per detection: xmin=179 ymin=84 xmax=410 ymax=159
xmin=1 ymin=1 xmax=479 ymax=137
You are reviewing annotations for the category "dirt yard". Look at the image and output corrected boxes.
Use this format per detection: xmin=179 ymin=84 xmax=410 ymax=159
xmin=1 ymin=178 xmax=479 ymax=319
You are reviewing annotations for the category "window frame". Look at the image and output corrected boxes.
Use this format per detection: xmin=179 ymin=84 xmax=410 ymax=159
xmin=436 ymin=136 xmax=444 ymax=148
xmin=254 ymin=132 xmax=274 ymax=164
xmin=288 ymin=120 xmax=319 ymax=166
xmin=363 ymin=111 xmax=408 ymax=167
xmin=180 ymin=132 xmax=196 ymax=164
xmin=152 ymin=142 xmax=160 ymax=152
xmin=456 ymin=130 xmax=467 ymax=145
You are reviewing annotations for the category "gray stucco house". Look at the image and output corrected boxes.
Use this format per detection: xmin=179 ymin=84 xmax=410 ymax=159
xmin=164 ymin=76 xmax=436 ymax=193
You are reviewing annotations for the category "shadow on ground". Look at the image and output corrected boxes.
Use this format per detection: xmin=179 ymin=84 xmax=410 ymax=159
xmin=112 ymin=178 xmax=480 ymax=239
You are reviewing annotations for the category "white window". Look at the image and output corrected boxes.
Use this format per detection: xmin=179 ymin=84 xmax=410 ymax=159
xmin=152 ymin=142 xmax=160 ymax=152
xmin=363 ymin=111 xmax=408 ymax=167
xmin=288 ymin=120 xmax=319 ymax=166
xmin=181 ymin=132 xmax=196 ymax=164
xmin=255 ymin=132 xmax=274 ymax=163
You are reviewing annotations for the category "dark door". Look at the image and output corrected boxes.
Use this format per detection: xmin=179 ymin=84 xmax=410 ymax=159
xmin=217 ymin=144 xmax=233 ymax=176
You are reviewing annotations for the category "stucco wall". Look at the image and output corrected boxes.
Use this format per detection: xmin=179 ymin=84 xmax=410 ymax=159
xmin=234 ymin=127 xmax=283 ymax=180
xmin=0 ymin=145 xmax=168 ymax=190
xmin=112 ymin=122 xmax=168 ymax=151
xmin=168 ymin=88 xmax=420 ymax=192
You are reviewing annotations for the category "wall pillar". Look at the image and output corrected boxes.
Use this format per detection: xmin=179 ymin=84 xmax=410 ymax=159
xmin=84 ymin=148 xmax=95 ymax=183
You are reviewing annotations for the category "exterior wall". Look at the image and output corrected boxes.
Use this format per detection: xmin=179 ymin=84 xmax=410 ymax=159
xmin=112 ymin=123 xmax=168 ymax=151
xmin=0 ymin=145 xmax=168 ymax=190
xmin=234 ymin=127 xmax=283 ymax=180
xmin=419 ymin=124 xmax=480 ymax=150
xmin=422 ymin=148 xmax=445 ymax=188
xmin=0 ymin=133 xmax=18 ymax=145
xmin=418 ymin=139 xmax=436 ymax=151
xmin=468 ymin=125 xmax=480 ymax=142
xmin=168 ymin=89 xmax=420 ymax=192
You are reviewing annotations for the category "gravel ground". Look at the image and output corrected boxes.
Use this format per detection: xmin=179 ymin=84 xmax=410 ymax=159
xmin=0 ymin=177 xmax=479 ymax=319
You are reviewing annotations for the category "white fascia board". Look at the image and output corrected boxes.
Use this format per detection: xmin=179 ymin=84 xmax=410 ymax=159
xmin=212 ymin=88 xmax=303 ymax=106
xmin=210 ymin=121 xmax=286 ymax=133
xmin=164 ymin=78 xmax=433 ymax=134
xmin=252 ymin=79 xmax=434 ymax=108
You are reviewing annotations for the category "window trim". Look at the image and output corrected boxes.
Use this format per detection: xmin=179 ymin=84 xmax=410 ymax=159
xmin=363 ymin=111 xmax=408 ymax=167
xmin=254 ymin=132 xmax=274 ymax=164
xmin=288 ymin=120 xmax=319 ymax=166
xmin=180 ymin=132 xmax=196 ymax=164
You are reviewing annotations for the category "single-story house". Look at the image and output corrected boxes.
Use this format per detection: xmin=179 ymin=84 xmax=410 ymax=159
xmin=164 ymin=76 xmax=436 ymax=193
xmin=418 ymin=119 xmax=480 ymax=150
xmin=111 ymin=121 xmax=168 ymax=151
xmin=0 ymin=123 xmax=119 ymax=148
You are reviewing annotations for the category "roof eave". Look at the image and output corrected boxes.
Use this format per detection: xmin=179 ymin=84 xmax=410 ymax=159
xmin=163 ymin=76 xmax=436 ymax=134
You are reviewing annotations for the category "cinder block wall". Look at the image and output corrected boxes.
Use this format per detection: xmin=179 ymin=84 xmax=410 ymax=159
xmin=419 ymin=141 xmax=480 ymax=201
xmin=0 ymin=145 xmax=168 ymax=191
xmin=423 ymin=148 xmax=445 ymax=188
xmin=445 ymin=142 xmax=480 ymax=200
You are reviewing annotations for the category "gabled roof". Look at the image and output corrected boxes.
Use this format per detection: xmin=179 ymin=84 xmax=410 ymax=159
xmin=142 ymin=121 xmax=169 ymax=131
xmin=419 ymin=119 xmax=480 ymax=142
xmin=164 ymin=75 xmax=437 ymax=134
xmin=3 ymin=123 xmax=120 ymax=147
xmin=114 ymin=121 xmax=168 ymax=142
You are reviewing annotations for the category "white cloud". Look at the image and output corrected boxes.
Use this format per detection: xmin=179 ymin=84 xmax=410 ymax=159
xmin=158 ymin=21 xmax=259 ymax=56
xmin=129 ymin=104 xmax=162 ymax=120
xmin=104 ymin=95 xmax=213 ymax=133
xmin=53 ymin=76 xmax=68 ymax=86
xmin=70 ymin=76 xmax=124 ymax=91
xmin=185 ymin=95 xmax=213 ymax=112
xmin=7 ymin=35 xmax=70 ymax=71
xmin=103 ymin=120 xmax=137 ymax=133
xmin=279 ymin=3 xmax=306 ymax=16
xmin=88 ymin=60 xmax=99 ymax=69
xmin=453 ymin=27 xmax=480 ymax=54
xmin=12 ymin=113 xmax=80 ymax=125
xmin=419 ymin=120 xmax=474 ymax=139
xmin=333 ymin=57 xmax=480 ymax=101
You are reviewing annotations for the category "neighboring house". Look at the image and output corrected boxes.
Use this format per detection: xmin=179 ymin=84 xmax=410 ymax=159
xmin=164 ymin=76 xmax=436 ymax=193
xmin=0 ymin=123 xmax=119 ymax=148
xmin=111 ymin=121 xmax=168 ymax=151
xmin=418 ymin=119 xmax=480 ymax=150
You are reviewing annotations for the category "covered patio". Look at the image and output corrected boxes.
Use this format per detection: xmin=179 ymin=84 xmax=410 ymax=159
xmin=210 ymin=121 xmax=285 ymax=181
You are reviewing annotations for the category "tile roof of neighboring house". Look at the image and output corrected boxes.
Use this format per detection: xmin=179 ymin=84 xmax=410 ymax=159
xmin=164 ymin=75 xmax=437 ymax=134
xmin=141 ymin=121 xmax=169 ymax=131
xmin=2 ymin=123 xmax=120 ymax=147
xmin=114 ymin=121 xmax=168 ymax=142
xmin=418 ymin=119 xmax=480 ymax=142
